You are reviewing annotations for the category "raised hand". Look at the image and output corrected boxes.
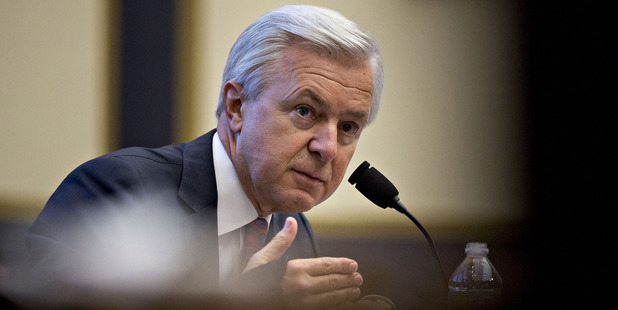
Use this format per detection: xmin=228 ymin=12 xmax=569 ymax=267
xmin=244 ymin=217 xmax=363 ymax=309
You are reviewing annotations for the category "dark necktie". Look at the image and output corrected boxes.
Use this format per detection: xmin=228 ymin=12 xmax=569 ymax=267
xmin=239 ymin=217 xmax=268 ymax=270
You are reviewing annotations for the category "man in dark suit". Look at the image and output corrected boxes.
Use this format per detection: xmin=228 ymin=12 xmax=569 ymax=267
xmin=26 ymin=5 xmax=384 ymax=309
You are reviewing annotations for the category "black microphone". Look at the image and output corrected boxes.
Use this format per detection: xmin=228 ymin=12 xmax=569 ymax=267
xmin=348 ymin=161 xmax=406 ymax=213
xmin=348 ymin=161 xmax=448 ymax=289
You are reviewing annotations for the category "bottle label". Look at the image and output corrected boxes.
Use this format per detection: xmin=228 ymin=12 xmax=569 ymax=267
xmin=448 ymin=290 xmax=501 ymax=310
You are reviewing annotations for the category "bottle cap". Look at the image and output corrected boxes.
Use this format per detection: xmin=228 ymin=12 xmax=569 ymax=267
xmin=465 ymin=242 xmax=489 ymax=254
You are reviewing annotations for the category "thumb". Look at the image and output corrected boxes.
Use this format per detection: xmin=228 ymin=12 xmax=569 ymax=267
xmin=243 ymin=216 xmax=298 ymax=272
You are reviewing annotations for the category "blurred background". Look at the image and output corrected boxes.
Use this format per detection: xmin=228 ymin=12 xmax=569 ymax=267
xmin=1 ymin=0 xmax=612 ymax=309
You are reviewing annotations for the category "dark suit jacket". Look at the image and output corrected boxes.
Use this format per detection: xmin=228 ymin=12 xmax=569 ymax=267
xmin=26 ymin=129 xmax=320 ymax=302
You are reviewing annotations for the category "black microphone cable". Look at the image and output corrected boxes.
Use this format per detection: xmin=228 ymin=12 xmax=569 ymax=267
xmin=348 ymin=161 xmax=448 ymax=289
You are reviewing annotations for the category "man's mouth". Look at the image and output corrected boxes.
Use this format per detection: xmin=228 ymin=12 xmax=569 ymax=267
xmin=293 ymin=169 xmax=326 ymax=183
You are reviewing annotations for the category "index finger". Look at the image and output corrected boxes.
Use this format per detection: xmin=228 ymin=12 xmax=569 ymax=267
xmin=304 ymin=257 xmax=358 ymax=276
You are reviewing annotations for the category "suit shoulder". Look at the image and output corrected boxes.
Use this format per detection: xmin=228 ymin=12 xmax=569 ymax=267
xmin=61 ymin=143 xmax=187 ymax=195
xmin=106 ymin=143 xmax=185 ymax=166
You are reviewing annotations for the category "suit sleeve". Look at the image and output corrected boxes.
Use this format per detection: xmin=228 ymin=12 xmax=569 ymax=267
xmin=25 ymin=155 xmax=150 ymax=285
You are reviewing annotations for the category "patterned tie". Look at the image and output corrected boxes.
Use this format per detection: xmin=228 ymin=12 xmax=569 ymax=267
xmin=239 ymin=217 xmax=268 ymax=270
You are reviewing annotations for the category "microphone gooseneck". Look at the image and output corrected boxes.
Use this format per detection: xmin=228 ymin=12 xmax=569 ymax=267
xmin=348 ymin=161 xmax=448 ymax=289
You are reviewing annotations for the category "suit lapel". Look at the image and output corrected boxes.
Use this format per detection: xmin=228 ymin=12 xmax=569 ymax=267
xmin=266 ymin=213 xmax=283 ymax=243
xmin=177 ymin=130 xmax=220 ymax=287
xmin=178 ymin=130 xmax=218 ymax=213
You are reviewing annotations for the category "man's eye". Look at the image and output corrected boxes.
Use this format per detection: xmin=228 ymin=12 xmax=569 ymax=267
xmin=296 ymin=107 xmax=311 ymax=117
xmin=340 ymin=123 xmax=359 ymax=135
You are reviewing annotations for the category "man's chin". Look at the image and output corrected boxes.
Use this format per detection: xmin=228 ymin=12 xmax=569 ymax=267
xmin=273 ymin=191 xmax=322 ymax=214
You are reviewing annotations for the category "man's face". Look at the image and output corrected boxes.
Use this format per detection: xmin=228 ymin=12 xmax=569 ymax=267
xmin=234 ymin=46 xmax=374 ymax=215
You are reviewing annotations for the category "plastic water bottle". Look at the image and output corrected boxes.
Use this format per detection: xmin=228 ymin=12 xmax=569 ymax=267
xmin=448 ymin=242 xmax=502 ymax=309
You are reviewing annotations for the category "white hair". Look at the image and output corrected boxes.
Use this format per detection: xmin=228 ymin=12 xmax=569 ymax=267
xmin=216 ymin=5 xmax=384 ymax=124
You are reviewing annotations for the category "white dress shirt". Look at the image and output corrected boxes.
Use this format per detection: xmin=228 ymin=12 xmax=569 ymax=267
xmin=212 ymin=132 xmax=271 ymax=283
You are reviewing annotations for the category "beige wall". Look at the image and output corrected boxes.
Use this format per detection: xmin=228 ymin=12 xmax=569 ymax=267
xmin=1 ymin=0 xmax=111 ymax=219
xmin=1 ymin=0 xmax=528 ymax=231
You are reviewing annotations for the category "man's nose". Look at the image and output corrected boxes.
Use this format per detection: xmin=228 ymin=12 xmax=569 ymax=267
xmin=308 ymin=123 xmax=338 ymax=162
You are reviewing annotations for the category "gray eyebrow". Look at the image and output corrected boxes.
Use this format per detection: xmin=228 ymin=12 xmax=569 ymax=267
xmin=290 ymin=89 xmax=369 ymax=122
xmin=298 ymin=89 xmax=326 ymax=106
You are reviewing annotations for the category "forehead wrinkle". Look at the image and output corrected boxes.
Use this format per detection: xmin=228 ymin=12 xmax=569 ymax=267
xmin=280 ymin=46 xmax=370 ymax=83
xmin=301 ymin=69 xmax=373 ymax=99
xmin=288 ymin=70 xmax=373 ymax=108
xmin=277 ymin=48 xmax=373 ymax=103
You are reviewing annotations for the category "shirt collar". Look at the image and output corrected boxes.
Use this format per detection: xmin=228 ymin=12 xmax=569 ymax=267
xmin=213 ymin=132 xmax=271 ymax=235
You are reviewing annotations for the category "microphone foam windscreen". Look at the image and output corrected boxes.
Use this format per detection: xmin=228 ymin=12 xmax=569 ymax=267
xmin=349 ymin=163 xmax=399 ymax=209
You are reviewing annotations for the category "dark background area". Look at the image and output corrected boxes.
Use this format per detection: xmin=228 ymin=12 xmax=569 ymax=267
xmin=119 ymin=0 xmax=176 ymax=148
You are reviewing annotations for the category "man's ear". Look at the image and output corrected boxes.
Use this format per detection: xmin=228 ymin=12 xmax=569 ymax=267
xmin=222 ymin=80 xmax=244 ymax=133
